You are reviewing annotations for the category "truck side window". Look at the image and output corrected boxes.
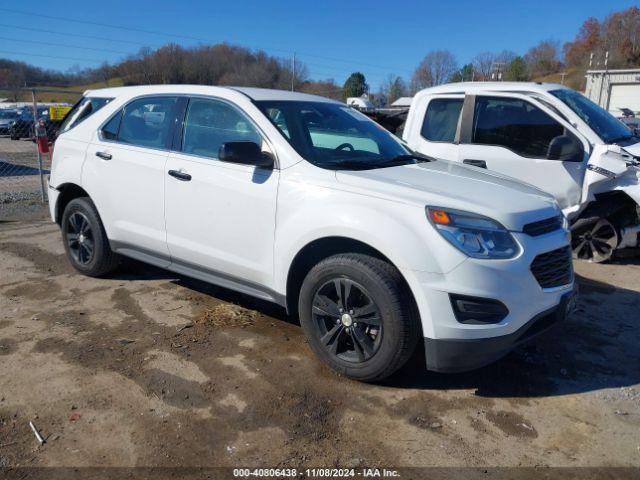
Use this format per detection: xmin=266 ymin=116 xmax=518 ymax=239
xmin=421 ymin=98 xmax=463 ymax=142
xmin=472 ymin=97 xmax=564 ymax=158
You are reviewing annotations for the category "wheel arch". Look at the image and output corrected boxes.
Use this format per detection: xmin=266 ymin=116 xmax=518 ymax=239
xmin=284 ymin=236 xmax=420 ymax=326
xmin=575 ymin=190 xmax=638 ymax=223
xmin=54 ymin=183 xmax=90 ymax=225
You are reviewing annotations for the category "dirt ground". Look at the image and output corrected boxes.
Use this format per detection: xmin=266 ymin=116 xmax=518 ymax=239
xmin=0 ymin=217 xmax=639 ymax=474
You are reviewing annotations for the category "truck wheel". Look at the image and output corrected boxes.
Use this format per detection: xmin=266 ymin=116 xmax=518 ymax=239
xmin=571 ymin=217 xmax=619 ymax=263
xmin=298 ymin=253 xmax=419 ymax=382
xmin=61 ymin=197 xmax=120 ymax=277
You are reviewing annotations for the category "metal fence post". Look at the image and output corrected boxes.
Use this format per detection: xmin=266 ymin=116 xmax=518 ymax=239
xmin=31 ymin=89 xmax=46 ymax=202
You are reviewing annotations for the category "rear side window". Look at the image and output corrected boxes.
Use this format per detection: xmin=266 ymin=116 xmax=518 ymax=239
xmin=181 ymin=98 xmax=261 ymax=159
xmin=59 ymin=97 xmax=112 ymax=134
xmin=472 ymin=97 xmax=564 ymax=157
xmin=107 ymin=96 xmax=178 ymax=149
xmin=421 ymin=98 xmax=463 ymax=142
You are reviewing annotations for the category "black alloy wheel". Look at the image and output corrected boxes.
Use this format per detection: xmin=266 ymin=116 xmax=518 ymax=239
xmin=66 ymin=212 xmax=95 ymax=265
xmin=312 ymin=277 xmax=383 ymax=363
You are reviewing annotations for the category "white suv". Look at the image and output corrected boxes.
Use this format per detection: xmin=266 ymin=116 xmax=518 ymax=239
xmin=48 ymin=85 xmax=576 ymax=381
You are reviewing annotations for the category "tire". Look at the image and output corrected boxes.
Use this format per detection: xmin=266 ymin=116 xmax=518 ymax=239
xmin=298 ymin=253 xmax=419 ymax=382
xmin=61 ymin=197 xmax=120 ymax=277
xmin=571 ymin=216 xmax=619 ymax=263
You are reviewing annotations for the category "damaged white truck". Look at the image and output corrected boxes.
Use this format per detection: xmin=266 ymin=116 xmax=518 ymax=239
xmin=388 ymin=82 xmax=640 ymax=262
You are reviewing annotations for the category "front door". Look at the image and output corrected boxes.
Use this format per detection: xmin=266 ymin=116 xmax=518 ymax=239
xmin=164 ymin=96 xmax=279 ymax=290
xmin=458 ymin=93 xmax=588 ymax=211
xmin=404 ymin=95 xmax=463 ymax=161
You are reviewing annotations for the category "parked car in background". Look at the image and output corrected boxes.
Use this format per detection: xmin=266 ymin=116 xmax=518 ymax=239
xmin=9 ymin=107 xmax=55 ymax=140
xmin=0 ymin=109 xmax=19 ymax=135
xmin=619 ymin=108 xmax=640 ymax=136
xmin=391 ymin=82 xmax=640 ymax=263
xmin=47 ymin=85 xmax=576 ymax=381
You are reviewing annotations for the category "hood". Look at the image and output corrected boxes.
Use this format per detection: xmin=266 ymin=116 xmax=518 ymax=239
xmin=335 ymin=160 xmax=560 ymax=231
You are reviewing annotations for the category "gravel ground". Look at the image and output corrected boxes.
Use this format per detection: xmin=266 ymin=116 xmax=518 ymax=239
xmin=0 ymin=219 xmax=638 ymax=478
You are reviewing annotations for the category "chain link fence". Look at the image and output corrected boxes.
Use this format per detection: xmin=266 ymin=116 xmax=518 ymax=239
xmin=0 ymin=88 xmax=83 ymax=214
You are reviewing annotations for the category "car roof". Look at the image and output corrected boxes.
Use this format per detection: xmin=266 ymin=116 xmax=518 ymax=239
xmin=415 ymin=82 xmax=569 ymax=98
xmin=83 ymin=84 xmax=340 ymax=104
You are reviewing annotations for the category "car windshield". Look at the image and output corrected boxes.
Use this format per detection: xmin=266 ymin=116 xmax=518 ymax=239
xmin=0 ymin=110 xmax=18 ymax=119
xmin=255 ymin=100 xmax=417 ymax=169
xmin=550 ymin=89 xmax=634 ymax=144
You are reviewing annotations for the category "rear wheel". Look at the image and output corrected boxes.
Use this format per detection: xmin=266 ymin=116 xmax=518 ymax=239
xmin=298 ymin=253 xmax=419 ymax=382
xmin=571 ymin=217 xmax=619 ymax=263
xmin=61 ymin=197 xmax=120 ymax=276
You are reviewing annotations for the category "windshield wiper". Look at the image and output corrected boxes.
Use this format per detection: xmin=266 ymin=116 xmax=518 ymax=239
xmin=327 ymin=153 xmax=431 ymax=170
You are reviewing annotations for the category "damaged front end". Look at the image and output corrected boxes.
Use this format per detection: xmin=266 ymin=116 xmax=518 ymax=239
xmin=570 ymin=143 xmax=640 ymax=262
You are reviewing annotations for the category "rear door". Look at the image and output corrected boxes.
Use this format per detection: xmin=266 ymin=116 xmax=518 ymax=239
xmin=404 ymin=95 xmax=463 ymax=161
xmin=83 ymin=95 xmax=180 ymax=263
xmin=458 ymin=92 xmax=589 ymax=210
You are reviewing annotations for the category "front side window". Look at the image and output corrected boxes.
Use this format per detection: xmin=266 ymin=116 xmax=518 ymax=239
xmin=421 ymin=98 xmax=463 ymax=142
xmin=550 ymin=88 xmax=633 ymax=144
xmin=59 ymin=97 xmax=112 ymax=134
xmin=181 ymin=98 xmax=261 ymax=159
xmin=472 ymin=96 xmax=564 ymax=157
xmin=256 ymin=101 xmax=411 ymax=170
xmin=115 ymin=96 xmax=178 ymax=149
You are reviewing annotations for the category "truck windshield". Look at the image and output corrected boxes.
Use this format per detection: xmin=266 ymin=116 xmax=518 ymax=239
xmin=550 ymin=89 xmax=634 ymax=144
xmin=255 ymin=100 xmax=417 ymax=169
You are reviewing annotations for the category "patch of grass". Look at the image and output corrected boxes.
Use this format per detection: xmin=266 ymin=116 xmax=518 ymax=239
xmin=0 ymin=77 xmax=126 ymax=103
xmin=533 ymin=67 xmax=586 ymax=91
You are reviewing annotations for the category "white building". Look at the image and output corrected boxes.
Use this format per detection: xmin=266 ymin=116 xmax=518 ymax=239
xmin=390 ymin=97 xmax=413 ymax=107
xmin=584 ymin=68 xmax=640 ymax=115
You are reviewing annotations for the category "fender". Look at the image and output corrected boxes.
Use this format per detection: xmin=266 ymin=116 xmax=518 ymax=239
xmin=273 ymin=179 xmax=468 ymax=295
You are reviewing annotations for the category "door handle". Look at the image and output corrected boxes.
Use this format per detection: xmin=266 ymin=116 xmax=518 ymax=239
xmin=95 ymin=151 xmax=112 ymax=160
xmin=463 ymin=159 xmax=487 ymax=169
xmin=168 ymin=169 xmax=192 ymax=181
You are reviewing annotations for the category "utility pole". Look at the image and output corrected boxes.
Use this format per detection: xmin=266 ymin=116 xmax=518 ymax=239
xmin=597 ymin=51 xmax=609 ymax=108
xmin=291 ymin=52 xmax=296 ymax=91
xmin=31 ymin=89 xmax=45 ymax=202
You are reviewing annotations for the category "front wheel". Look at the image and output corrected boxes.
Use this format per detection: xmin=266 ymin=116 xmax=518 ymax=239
xmin=298 ymin=253 xmax=419 ymax=382
xmin=571 ymin=217 xmax=619 ymax=263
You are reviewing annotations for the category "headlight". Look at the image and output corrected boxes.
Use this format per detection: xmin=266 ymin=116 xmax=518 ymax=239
xmin=426 ymin=207 xmax=520 ymax=259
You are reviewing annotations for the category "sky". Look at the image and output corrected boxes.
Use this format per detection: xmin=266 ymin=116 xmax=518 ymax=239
xmin=0 ymin=0 xmax=637 ymax=90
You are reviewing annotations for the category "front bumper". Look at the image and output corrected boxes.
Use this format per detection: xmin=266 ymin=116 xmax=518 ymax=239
xmin=424 ymin=288 xmax=577 ymax=372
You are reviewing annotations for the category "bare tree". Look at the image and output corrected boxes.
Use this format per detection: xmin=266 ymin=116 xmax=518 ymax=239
xmin=411 ymin=50 xmax=458 ymax=92
xmin=525 ymin=40 xmax=562 ymax=78
xmin=379 ymin=74 xmax=408 ymax=105
xmin=471 ymin=52 xmax=496 ymax=80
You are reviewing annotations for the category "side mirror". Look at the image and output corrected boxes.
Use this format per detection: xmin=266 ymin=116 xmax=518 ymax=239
xmin=218 ymin=141 xmax=274 ymax=168
xmin=547 ymin=135 xmax=584 ymax=162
